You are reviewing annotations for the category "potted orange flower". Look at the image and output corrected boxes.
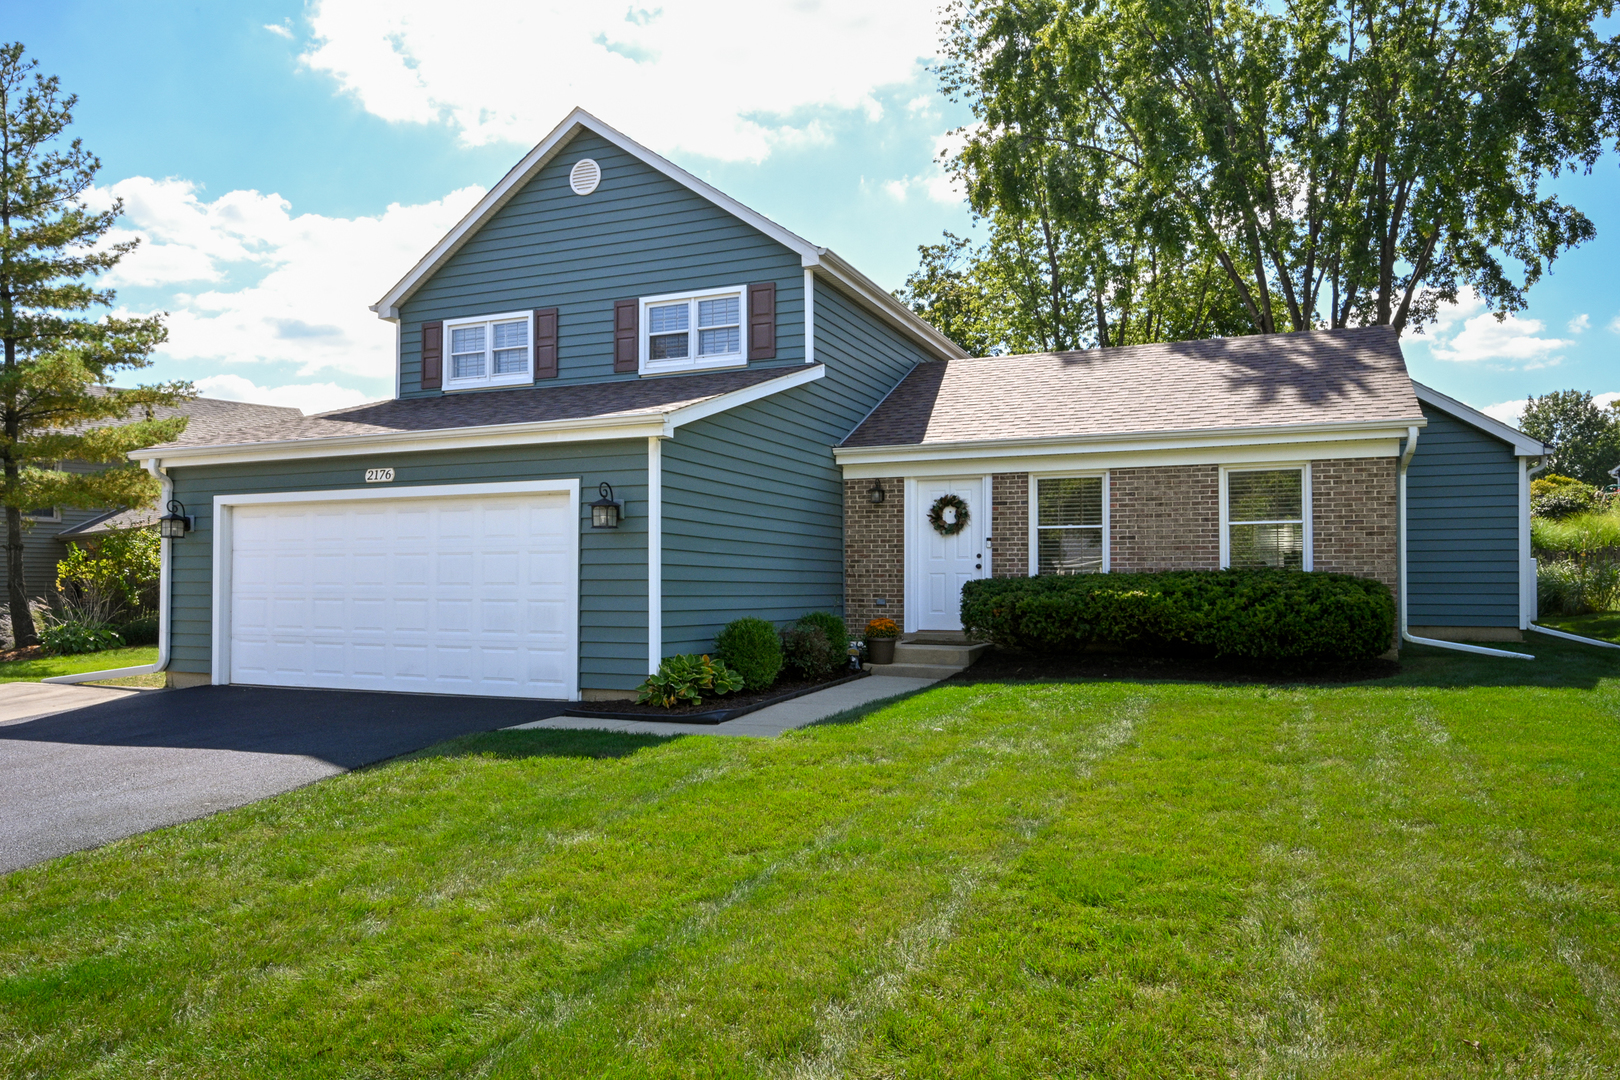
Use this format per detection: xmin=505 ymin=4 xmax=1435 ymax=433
xmin=864 ymin=617 xmax=900 ymax=665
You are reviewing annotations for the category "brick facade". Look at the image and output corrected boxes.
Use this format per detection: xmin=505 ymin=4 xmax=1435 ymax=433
xmin=1310 ymin=457 xmax=1399 ymax=601
xmin=990 ymin=472 xmax=1029 ymax=577
xmin=844 ymin=477 xmax=904 ymax=635
xmin=1109 ymin=464 xmax=1222 ymax=572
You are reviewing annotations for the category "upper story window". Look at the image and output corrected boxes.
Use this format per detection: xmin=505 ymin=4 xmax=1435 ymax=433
xmin=641 ymin=287 xmax=745 ymax=375
xmin=445 ymin=311 xmax=532 ymax=389
xmin=22 ymin=507 xmax=59 ymax=522
xmin=1032 ymin=475 xmax=1106 ymax=574
xmin=1222 ymin=466 xmax=1312 ymax=570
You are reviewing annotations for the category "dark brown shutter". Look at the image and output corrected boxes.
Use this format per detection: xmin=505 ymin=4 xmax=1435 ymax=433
xmin=748 ymin=282 xmax=776 ymax=361
xmin=533 ymin=307 xmax=558 ymax=380
xmin=420 ymin=320 xmax=443 ymax=390
xmin=613 ymin=299 xmax=639 ymax=373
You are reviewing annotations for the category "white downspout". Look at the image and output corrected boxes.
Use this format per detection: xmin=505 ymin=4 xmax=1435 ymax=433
xmin=1398 ymin=426 xmax=1533 ymax=660
xmin=44 ymin=458 xmax=173 ymax=685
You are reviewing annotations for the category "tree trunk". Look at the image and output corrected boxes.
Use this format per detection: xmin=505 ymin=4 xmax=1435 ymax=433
xmin=4 ymin=500 xmax=36 ymax=649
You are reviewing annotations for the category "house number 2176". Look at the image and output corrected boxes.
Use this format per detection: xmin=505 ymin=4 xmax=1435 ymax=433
xmin=365 ymin=468 xmax=395 ymax=483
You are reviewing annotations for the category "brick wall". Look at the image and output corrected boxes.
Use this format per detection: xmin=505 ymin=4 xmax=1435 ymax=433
xmin=844 ymin=477 xmax=904 ymax=635
xmin=990 ymin=472 xmax=1029 ymax=577
xmin=1311 ymin=457 xmax=1399 ymax=602
xmin=1109 ymin=464 xmax=1222 ymax=572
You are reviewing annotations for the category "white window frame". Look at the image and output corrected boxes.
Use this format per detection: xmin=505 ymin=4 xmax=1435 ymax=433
xmin=443 ymin=310 xmax=535 ymax=390
xmin=639 ymin=285 xmax=748 ymax=376
xmin=1219 ymin=463 xmax=1312 ymax=570
xmin=1027 ymin=472 xmax=1110 ymax=576
xmin=22 ymin=506 xmax=60 ymax=522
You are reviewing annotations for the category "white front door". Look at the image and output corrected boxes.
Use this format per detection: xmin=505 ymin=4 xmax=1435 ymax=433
xmin=911 ymin=476 xmax=988 ymax=632
xmin=226 ymin=490 xmax=577 ymax=699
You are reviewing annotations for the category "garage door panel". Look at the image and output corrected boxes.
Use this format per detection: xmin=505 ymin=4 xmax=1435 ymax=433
xmin=229 ymin=491 xmax=576 ymax=700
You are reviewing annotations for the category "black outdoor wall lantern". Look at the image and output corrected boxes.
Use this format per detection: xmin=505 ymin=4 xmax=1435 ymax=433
xmin=867 ymin=480 xmax=886 ymax=504
xmin=158 ymin=498 xmax=192 ymax=540
xmin=590 ymin=482 xmax=624 ymax=529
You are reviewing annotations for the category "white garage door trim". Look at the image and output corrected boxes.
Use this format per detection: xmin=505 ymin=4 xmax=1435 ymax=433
xmin=212 ymin=479 xmax=580 ymax=700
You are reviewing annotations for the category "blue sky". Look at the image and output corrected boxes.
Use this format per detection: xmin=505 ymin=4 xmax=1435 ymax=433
xmin=10 ymin=0 xmax=1619 ymax=422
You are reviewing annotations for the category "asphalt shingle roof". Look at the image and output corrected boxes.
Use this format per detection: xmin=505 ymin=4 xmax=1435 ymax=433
xmin=841 ymin=326 xmax=1423 ymax=448
xmin=149 ymin=366 xmax=812 ymax=450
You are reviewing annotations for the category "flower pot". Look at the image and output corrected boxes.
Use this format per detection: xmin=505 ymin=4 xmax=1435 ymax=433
xmin=867 ymin=637 xmax=897 ymax=665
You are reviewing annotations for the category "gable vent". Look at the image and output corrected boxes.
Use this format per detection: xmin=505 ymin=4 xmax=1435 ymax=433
xmin=569 ymin=158 xmax=601 ymax=196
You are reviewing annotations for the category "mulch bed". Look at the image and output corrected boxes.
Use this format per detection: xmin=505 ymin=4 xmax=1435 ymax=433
xmin=952 ymin=645 xmax=1400 ymax=686
xmin=0 ymin=645 xmax=45 ymax=664
xmin=567 ymin=670 xmax=869 ymax=725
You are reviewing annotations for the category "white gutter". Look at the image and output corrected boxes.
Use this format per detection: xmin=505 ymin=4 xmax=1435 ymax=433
xmin=1397 ymin=425 xmax=1533 ymax=660
xmin=43 ymin=460 xmax=173 ymax=686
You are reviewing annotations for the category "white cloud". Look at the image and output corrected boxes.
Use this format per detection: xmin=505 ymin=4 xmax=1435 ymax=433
xmin=264 ymin=22 xmax=294 ymax=39
xmin=194 ymin=374 xmax=374 ymax=416
xmin=882 ymin=173 xmax=960 ymax=205
xmin=1568 ymin=313 xmax=1590 ymax=333
xmin=1481 ymin=399 xmax=1528 ymax=426
xmin=99 ymin=177 xmax=484 ymax=381
xmin=906 ymin=95 xmax=933 ymax=116
xmin=298 ymin=0 xmax=944 ymax=162
xmin=1425 ymin=290 xmax=1570 ymax=368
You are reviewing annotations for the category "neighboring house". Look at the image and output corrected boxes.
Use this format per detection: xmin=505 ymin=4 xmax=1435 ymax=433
xmin=4 ymin=396 xmax=301 ymax=605
xmin=129 ymin=108 xmax=1547 ymax=700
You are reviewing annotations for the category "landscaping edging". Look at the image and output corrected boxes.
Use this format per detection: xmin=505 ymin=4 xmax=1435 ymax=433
xmin=565 ymin=670 xmax=871 ymax=725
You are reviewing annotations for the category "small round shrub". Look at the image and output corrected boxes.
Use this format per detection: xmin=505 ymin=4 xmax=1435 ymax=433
xmin=781 ymin=625 xmax=837 ymax=680
xmin=715 ymin=616 xmax=783 ymax=690
xmin=796 ymin=611 xmax=849 ymax=661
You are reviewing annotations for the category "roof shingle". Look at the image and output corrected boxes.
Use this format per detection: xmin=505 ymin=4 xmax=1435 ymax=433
xmin=841 ymin=326 xmax=1423 ymax=448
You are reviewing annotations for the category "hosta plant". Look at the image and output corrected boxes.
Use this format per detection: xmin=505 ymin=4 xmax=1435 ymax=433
xmin=636 ymin=653 xmax=746 ymax=709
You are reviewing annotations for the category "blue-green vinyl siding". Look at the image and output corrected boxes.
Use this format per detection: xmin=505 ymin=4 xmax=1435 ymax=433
xmin=398 ymin=131 xmax=804 ymax=394
xmin=660 ymin=280 xmax=935 ymax=654
xmin=1405 ymin=403 xmax=1522 ymax=626
xmin=166 ymin=440 xmax=650 ymax=691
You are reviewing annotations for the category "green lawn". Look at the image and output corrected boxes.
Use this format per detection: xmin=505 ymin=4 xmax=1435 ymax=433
xmin=0 ymin=645 xmax=158 ymax=684
xmin=1539 ymin=610 xmax=1620 ymax=644
xmin=3 ymin=637 xmax=1618 ymax=1077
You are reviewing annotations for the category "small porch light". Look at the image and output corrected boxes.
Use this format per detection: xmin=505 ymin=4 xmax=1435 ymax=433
xmin=158 ymin=498 xmax=192 ymax=540
xmin=590 ymin=482 xmax=624 ymax=529
xmin=867 ymin=480 xmax=886 ymax=504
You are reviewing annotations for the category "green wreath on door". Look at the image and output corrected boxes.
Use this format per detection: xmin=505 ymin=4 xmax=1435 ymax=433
xmin=927 ymin=493 xmax=970 ymax=537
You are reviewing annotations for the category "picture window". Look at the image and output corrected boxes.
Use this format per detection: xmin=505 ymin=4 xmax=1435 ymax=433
xmin=1224 ymin=467 xmax=1309 ymax=570
xmin=1035 ymin=476 xmax=1105 ymax=574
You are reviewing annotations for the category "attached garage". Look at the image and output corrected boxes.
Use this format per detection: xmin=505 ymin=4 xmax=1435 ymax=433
xmin=214 ymin=481 xmax=579 ymax=700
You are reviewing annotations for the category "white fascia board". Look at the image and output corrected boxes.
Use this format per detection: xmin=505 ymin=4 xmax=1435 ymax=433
xmin=1412 ymin=381 xmax=1549 ymax=457
xmin=660 ymin=364 xmax=824 ymax=431
xmin=833 ymin=419 xmax=1423 ymax=471
xmin=840 ymin=437 xmax=1405 ymax=480
xmin=129 ymin=413 xmax=670 ymax=469
xmin=373 ymin=107 xmax=821 ymax=319
xmin=805 ymin=253 xmax=968 ymax=361
xmin=129 ymin=370 xmax=823 ymax=469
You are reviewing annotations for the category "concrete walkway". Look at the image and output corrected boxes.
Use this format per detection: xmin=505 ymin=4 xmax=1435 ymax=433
xmin=509 ymin=674 xmax=941 ymax=738
xmin=1 ymin=682 xmax=146 ymax=725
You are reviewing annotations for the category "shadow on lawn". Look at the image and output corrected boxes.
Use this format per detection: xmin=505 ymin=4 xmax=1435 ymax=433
xmin=949 ymin=634 xmax=1616 ymax=692
xmin=404 ymin=727 xmax=681 ymax=762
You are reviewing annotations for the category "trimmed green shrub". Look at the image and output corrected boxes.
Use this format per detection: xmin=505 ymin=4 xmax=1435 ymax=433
xmin=715 ymin=617 xmax=784 ymax=690
xmin=1531 ymin=473 xmax=1599 ymax=519
xmin=781 ymin=625 xmax=838 ymax=680
xmin=960 ymin=569 xmax=1395 ymax=663
xmin=114 ymin=615 xmax=160 ymax=646
xmin=636 ymin=654 xmax=745 ymax=709
xmin=796 ymin=611 xmax=849 ymax=660
xmin=41 ymin=622 xmax=125 ymax=656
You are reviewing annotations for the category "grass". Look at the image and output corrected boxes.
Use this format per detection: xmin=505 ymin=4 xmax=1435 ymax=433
xmin=2 ymin=636 xmax=1618 ymax=1076
xmin=1539 ymin=610 xmax=1620 ymax=644
xmin=0 ymin=645 xmax=158 ymax=684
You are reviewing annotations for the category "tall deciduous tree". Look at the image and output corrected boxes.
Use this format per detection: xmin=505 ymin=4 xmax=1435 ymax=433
xmin=1 ymin=44 xmax=189 ymax=648
xmin=937 ymin=0 xmax=1620 ymax=340
xmin=1519 ymin=390 xmax=1620 ymax=486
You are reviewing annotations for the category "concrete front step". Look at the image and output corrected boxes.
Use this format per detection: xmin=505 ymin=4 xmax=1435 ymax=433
xmin=861 ymin=662 xmax=966 ymax=680
xmin=892 ymin=641 xmax=990 ymax=667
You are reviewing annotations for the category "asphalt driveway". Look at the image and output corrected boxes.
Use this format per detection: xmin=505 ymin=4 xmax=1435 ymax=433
xmin=0 ymin=684 xmax=569 ymax=873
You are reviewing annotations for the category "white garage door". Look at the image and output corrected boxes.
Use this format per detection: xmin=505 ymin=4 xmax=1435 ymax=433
xmin=227 ymin=490 xmax=576 ymax=699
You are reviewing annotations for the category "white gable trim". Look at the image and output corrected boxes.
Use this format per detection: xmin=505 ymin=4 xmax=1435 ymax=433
xmin=370 ymin=107 xmax=965 ymax=362
xmin=1412 ymin=381 xmax=1548 ymax=457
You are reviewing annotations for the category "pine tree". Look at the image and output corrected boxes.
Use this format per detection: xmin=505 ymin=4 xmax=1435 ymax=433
xmin=1 ymin=43 xmax=190 ymax=649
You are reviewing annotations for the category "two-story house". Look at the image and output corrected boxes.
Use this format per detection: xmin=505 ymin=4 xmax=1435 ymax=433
xmin=122 ymin=109 xmax=1551 ymax=699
